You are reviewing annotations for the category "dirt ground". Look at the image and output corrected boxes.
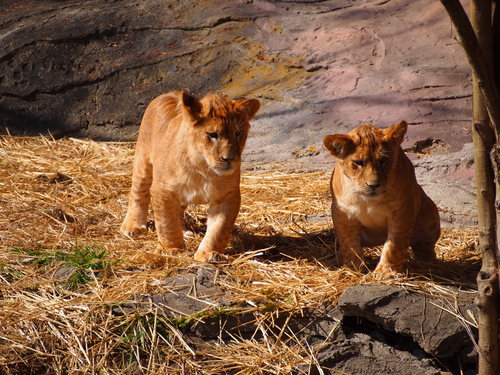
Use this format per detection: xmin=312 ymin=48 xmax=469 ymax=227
xmin=0 ymin=136 xmax=480 ymax=374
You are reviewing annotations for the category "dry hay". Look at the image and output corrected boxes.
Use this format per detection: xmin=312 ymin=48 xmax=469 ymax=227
xmin=0 ymin=135 xmax=480 ymax=374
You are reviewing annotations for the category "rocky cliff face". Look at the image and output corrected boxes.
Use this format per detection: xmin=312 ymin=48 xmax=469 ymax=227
xmin=1 ymin=0 xmax=257 ymax=138
xmin=1 ymin=0 xmax=476 ymax=224
xmin=1 ymin=0 xmax=471 ymax=147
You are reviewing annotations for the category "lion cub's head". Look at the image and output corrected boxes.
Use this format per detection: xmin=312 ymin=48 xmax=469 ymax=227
xmin=323 ymin=121 xmax=407 ymax=197
xmin=179 ymin=92 xmax=260 ymax=175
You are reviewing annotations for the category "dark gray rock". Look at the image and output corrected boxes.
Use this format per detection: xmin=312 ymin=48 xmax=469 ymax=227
xmin=297 ymin=332 xmax=443 ymax=375
xmin=112 ymin=269 xmax=478 ymax=373
xmin=336 ymin=284 xmax=477 ymax=359
xmin=112 ymin=266 xmax=261 ymax=340
xmin=0 ymin=0 xmax=259 ymax=138
xmin=126 ymin=266 xmax=224 ymax=319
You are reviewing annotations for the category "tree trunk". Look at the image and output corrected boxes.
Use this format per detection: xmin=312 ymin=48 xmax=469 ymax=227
xmin=439 ymin=1 xmax=500 ymax=374
xmin=439 ymin=0 xmax=500 ymax=136
xmin=494 ymin=0 xmax=500 ymax=273
xmin=493 ymin=1 xmax=499 ymax=88
xmin=493 ymin=145 xmax=500 ymax=285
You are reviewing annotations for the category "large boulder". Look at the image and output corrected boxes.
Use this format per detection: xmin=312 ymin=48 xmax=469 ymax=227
xmin=114 ymin=267 xmax=477 ymax=374
xmin=2 ymin=0 xmax=471 ymax=149
xmin=0 ymin=0 xmax=260 ymax=138
xmin=336 ymin=284 xmax=477 ymax=359
xmin=304 ymin=332 xmax=443 ymax=375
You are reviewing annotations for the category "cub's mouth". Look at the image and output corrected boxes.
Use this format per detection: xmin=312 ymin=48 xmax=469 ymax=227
xmin=212 ymin=161 xmax=237 ymax=175
xmin=360 ymin=185 xmax=386 ymax=198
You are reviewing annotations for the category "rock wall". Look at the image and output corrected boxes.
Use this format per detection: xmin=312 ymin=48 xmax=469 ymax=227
xmin=1 ymin=0 xmax=477 ymax=225
xmin=1 ymin=0 xmax=471 ymax=147
xmin=1 ymin=0 xmax=257 ymax=138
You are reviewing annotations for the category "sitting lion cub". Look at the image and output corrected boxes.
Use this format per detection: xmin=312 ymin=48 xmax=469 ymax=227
xmin=120 ymin=91 xmax=260 ymax=262
xmin=323 ymin=121 xmax=440 ymax=273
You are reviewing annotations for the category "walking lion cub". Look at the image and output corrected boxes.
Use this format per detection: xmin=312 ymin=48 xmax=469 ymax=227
xmin=323 ymin=121 xmax=440 ymax=273
xmin=121 ymin=91 xmax=260 ymax=262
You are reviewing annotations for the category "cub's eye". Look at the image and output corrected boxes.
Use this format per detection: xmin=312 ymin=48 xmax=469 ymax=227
xmin=207 ymin=132 xmax=219 ymax=140
xmin=353 ymin=160 xmax=365 ymax=167
xmin=236 ymin=130 xmax=243 ymax=138
xmin=380 ymin=155 xmax=389 ymax=164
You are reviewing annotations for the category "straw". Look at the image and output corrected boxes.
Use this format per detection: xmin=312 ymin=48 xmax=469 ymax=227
xmin=0 ymin=135 xmax=479 ymax=374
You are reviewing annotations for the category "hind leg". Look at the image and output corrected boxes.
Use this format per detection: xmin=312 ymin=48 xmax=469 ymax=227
xmin=121 ymin=157 xmax=152 ymax=236
xmin=411 ymin=221 xmax=440 ymax=262
xmin=412 ymin=195 xmax=440 ymax=262
xmin=411 ymin=240 xmax=438 ymax=261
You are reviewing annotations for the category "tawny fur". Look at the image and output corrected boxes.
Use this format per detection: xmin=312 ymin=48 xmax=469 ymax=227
xmin=120 ymin=91 xmax=260 ymax=262
xmin=323 ymin=121 xmax=440 ymax=273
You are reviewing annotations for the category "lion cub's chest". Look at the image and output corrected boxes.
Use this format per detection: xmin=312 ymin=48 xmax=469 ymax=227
xmin=176 ymin=174 xmax=215 ymax=205
xmin=180 ymin=184 xmax=212 ymax=205
xmin=168 ymin=170 xmax=235 ymax=205
xmin=337 ymin=194 xmax=389 ymax=230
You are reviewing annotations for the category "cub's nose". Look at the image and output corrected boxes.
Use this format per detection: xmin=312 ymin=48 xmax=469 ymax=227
xmin=366 ymin=182 xmax=380 ymax=190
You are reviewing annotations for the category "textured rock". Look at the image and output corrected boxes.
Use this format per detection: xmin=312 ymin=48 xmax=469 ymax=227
xmin=303 ymin=332 xmax=443 ymax=375
xmin=413 ymin=143 xmax=477 ymax=227
xmin=116 ymin=266 xmax=223 ymax=319
xmin=2 ymin=0 xmax=471 ymax=147
xmin=110 ymin=268 xmax=479 ymax=373
xmin=0 ymin=0 xmax=264 ymax=137
xmin=1 ymin=0 xmax=477 ymax=223
xmin=336 ymin=284 xmax=477 ymax=359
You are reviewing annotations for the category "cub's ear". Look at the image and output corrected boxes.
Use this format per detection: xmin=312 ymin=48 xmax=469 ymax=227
xmin=383 ymin=120 xmax=407 ymax=145
xmin=180 ymin=91 xmax=202 ymax=119
xmin=323 ymin=134 xmax=355 ymax=159
xmin=234 ymin=99 xmax=260 ymax=120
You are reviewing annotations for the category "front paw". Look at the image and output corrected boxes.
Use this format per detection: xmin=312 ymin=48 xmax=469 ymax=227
xmin=374 ymin=261 xmax=404 ymax=275
xmin=193 ymin=249 xmax=226 ymax=263
xmin=120 ymin=220 xmax=147 ymax=237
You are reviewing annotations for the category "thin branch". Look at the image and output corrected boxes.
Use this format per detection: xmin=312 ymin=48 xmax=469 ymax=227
xmin=439 ymin=0 xmax=500 ymax=138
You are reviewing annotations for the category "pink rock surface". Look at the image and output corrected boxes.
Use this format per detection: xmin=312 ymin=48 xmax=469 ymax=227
xmin=241 ymin=0 xmax=471 ymax=161
xmin=233 ymin=0 xmax=476 ymax=225
xmin=1 ymin=0 xmax=477 ymax=225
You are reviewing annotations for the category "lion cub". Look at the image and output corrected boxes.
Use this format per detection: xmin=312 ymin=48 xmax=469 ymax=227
xmin=323 ymin=121 xmax=440 ymax=273
xmin=120 ymin=91 xmax=260 ymax=262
